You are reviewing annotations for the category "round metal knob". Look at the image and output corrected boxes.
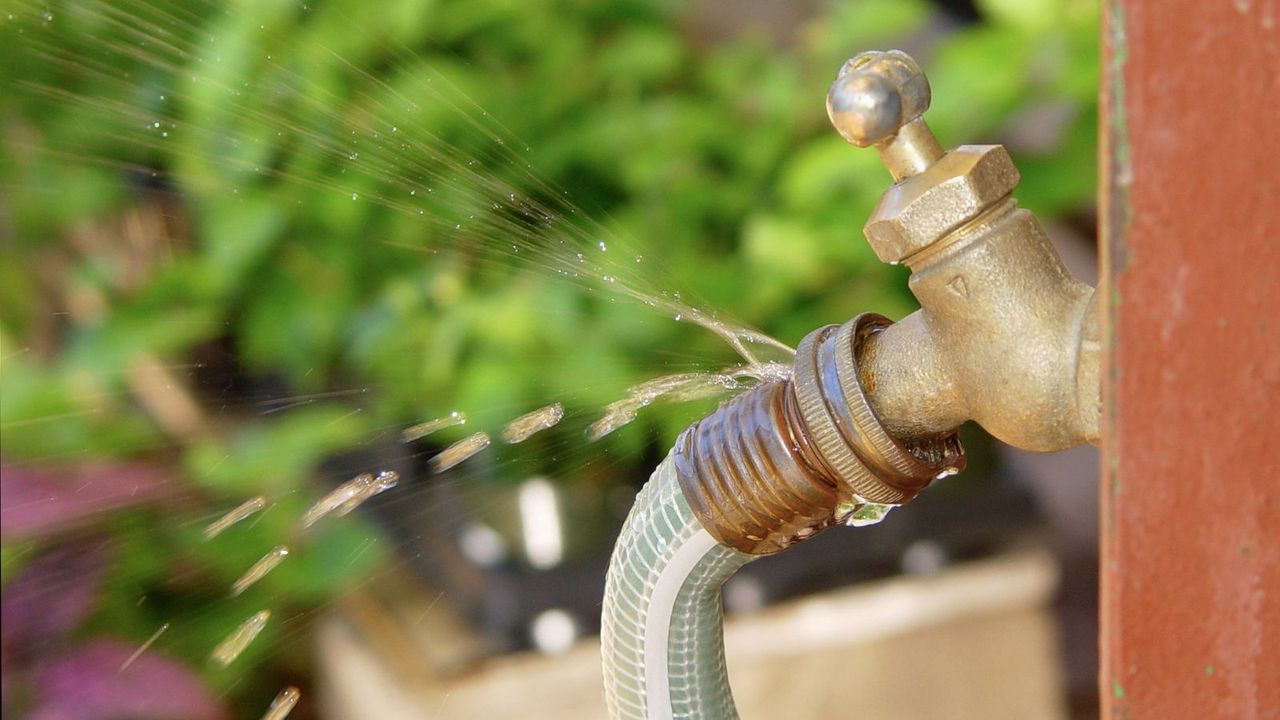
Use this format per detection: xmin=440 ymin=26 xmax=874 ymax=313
xmin=826 ymin=50 xmax=932 ymax=148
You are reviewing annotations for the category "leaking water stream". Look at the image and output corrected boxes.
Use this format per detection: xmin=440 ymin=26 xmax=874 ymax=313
xmin=0 ymin=1 xmax=813 ymax=716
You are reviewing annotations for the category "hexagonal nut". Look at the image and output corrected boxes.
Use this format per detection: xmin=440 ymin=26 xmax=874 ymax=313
xmin=863 ymin=145 xmax=1020 ymax=264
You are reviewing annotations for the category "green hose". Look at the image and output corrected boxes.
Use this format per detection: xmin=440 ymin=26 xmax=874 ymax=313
xmin=601 ymin=451 xmax=756 ymax=720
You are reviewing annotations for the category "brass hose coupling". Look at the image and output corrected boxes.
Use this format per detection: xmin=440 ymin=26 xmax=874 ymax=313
xmin=675 ymin=50 xmax=1099 ymax=554
xmin=674 ymin=314 xmax=964 ymax=555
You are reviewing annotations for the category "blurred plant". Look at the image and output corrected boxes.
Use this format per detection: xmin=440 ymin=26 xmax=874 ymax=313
xmin=0 ymin=0 xmax=1097 ymax=715
xmin=2 ymin=549 xmax=224 ymax=720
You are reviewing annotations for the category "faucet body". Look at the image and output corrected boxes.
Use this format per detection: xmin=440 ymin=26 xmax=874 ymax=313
xmin=829 ymin=50 xmax=1100 ymax=452
xmin=861 ymin=199 xmax=1100 ymax=450
xmin=829 ymin=53 xmax=1100 ymax=450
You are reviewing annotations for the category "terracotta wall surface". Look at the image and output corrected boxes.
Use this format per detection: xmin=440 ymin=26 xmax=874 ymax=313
xmin=1100 ymin=1 xmax=1280 ymax=717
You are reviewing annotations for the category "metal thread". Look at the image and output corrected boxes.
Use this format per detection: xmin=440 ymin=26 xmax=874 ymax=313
xmin=675 ymin=314 xmax=965 ymax=554
xmin=674 ymin=379 xmax=840 ymax=554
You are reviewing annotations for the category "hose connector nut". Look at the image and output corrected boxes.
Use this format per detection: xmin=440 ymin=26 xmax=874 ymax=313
xmin=792 ymin=314 xmax=965 ymax=504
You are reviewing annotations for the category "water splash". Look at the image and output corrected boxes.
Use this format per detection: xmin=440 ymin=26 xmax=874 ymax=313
xmin=4 ymin=0 xmax=794 ymax=371
xmin=587 ymin=361 xmax=792 ymax=441
xmin=0 ymin=1 xmax=810 ymax=708
xmin=333 ymin=470 xmax=399 ymax=516
xmin=402 ymin=411 xmax=466 ymax=442
xmin=118 ymin=622 xmax=171 ymax=671
xmin=210 ymin=610 xmax=271 ymax=668
xmin=502 ymin=403 xmax=564 ymax=444
xmin=203 ymin=496 xmax=266 ymax=539
xmin=260 ymin=686 xmax=301 ymax=720
xmin=430 ymin=432 xmax=492 ymax=473
xmin=231 ymin=546 xmax=290 ymax=597
xmin=301 ymin=471 xmax=399 ymax=529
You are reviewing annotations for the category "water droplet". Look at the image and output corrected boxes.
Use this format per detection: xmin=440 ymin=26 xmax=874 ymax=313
xmin=351 ymin=193 xmax=358 ymax=200
xmin=842 ymin=502 xmax=895 ymax=527
xmin=430 ymin=432 xmax=491 ymax=473
xmin=118 ymin=622 xmax=171 ymax=671
xmin=230 ymin=545 xmax=290 ymax=596
xmin=402 ymin=411 xmax=466 ymax=441
xmin=211 ymin=610 xmax=271 ymax=667
xmin=301 ymin=471 xmax=398 ymax=528
xmin=634 ymin=255 xmax=644 ymax=263
xmin=673 ymin=313 xmax=682 ymax=321
xmin=502 ymin=403 xmax=565 ymax=444
xmin=597 ymin=241 xmax=607 ymax=252
xmin=260 ymin=687 xmax=301 ymax=720
xmin=204 ymin=497 xmax=267 ymax=540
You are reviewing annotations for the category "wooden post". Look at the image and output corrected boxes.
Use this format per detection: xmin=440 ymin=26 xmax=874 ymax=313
xmin=1100 ymin=1 xmax=1280 ymax=716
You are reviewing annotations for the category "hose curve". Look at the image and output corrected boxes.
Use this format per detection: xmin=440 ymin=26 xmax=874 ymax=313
xmin=601 ymin=452 xmax=755 ymax=720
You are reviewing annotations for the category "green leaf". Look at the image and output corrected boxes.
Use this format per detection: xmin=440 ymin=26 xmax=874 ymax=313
xmin=186 ymin=406 xmax=373 ymax=497
xmin=976 ymin=0 xmax=1063 ymax=31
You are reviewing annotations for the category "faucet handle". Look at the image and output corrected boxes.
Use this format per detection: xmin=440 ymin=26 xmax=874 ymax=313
xmin=827 ymin=50 xmax=945 ymax=181
xmin=826 ymin=50 xmax=930 ymax=146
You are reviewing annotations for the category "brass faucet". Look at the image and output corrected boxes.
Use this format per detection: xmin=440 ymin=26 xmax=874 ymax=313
xmin=828 ymin=50 xmax=1100 ymax=451
xmin=672 ymin=50 xmax=1100 ymax=555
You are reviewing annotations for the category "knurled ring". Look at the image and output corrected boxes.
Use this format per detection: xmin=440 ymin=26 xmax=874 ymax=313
xmin=793 ymin=325 xmax=904 ymax=504
xmin=833 ymin=314 xmax=965 ymax=490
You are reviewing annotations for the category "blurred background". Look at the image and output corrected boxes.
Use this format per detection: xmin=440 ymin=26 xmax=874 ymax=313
xmin=1 ymin=0 xmax=1100 ymax=718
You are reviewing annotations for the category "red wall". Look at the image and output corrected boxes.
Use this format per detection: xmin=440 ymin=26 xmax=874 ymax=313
xmin=1100 ymin=1 xmax=1280 ymax=716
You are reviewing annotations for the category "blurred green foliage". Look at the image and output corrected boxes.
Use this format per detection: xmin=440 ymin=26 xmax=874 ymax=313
xmin=0 ymin=0 xmax=1097 ymax=714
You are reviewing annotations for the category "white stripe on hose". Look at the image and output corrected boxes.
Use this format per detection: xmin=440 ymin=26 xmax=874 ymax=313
xmin=643 ymin=527 xmax=720 ymax=720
